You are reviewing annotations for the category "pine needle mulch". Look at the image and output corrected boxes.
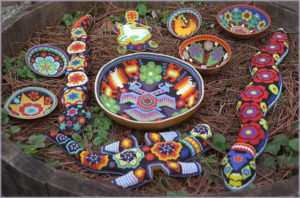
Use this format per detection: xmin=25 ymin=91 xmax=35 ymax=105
xmin=1 ymin=1 xmax=298 ymax=196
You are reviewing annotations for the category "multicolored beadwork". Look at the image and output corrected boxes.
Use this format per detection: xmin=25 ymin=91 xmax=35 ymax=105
xmin=58 ymin=104 xmax=92 ymax=135
xmin=168 ymin=8 xmax=202 ymax=38
xmin=72 ymin=14 xmax=93 ymax=32
xmin=94 ymin=53 xmax=204 ymax=129
xmin=46 ymin=124 xmax=213 ymax=189
xmin=5 ymin=87 xmax=57 ymax=119
xmin=56 ymin=14 xmax=93 ymax=135
xmin=221 ymin=28 xmax=288 ymax=191
xmin=26 ymin=45 xmax=68 ymax=77
xmin=113 ymin=10 xmax=158 ymax=54
xmin=217 ymin=5 xmax=271 ymax=38
xmin=179 ymin=35 xmax=231 ymax=70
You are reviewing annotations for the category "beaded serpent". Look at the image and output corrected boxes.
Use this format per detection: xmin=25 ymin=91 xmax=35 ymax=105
xmin=221 ymin=28 xmax=289 ymax=191
xmin=47 ymin=124 xmax=213 ymax=189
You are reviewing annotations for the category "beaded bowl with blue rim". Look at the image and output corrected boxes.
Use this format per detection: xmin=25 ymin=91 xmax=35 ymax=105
xmin=4 ymin=87 xmax=58 ymax=119
xmin=26 ymin=45 xmax=69 ymax=77
xmin=216 ymin=4 xmax=271 ymax=39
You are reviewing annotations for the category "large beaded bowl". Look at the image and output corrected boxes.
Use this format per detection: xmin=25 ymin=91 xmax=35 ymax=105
xmin=94 ymin=53 xmax=204 ymax=130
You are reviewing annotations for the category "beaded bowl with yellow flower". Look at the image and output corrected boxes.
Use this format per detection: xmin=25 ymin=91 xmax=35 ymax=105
xmin=216 ymin=5 xmax=271 ymax=39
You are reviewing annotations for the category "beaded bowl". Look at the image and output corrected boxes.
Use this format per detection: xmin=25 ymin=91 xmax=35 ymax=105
xmin=179 ymin=35 xmax=231 ymax=74
xmin=216 ymin=4 xmax=271 ymax=39
xmin=168 ymin=8 xmax=202 ymax=39
xmin=26 ymin=45 xmax=68 ymax=77
xmin=4 ymin=87 xmax=58 ymax=119
xmin=94 ymin=53 xmax=204 ymax=130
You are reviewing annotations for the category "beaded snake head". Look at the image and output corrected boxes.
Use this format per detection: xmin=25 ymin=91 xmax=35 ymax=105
xmin=46 ymin=123 xmax=213 ymax=189
xmin=221 ymin=28 xmax=289 ymax=191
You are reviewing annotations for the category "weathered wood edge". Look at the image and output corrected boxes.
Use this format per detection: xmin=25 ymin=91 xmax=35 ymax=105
xmin=2 ymin=137 xmax=137 ymax=196
xmin=1 ymin=1 xmax=89 ymax=56
xmin=1 ymin=1 xmax=299 ymax=196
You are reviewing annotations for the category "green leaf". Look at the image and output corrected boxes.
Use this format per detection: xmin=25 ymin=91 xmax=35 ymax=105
xmin=177 ymin=189 xmax=186 ymax=196
xmin=161 ymin=14 xmax=168 ymax=25
xmin=137 ymin=2 xmax=147 ymax=17
xmin=213 ymin=133 xmax=226 ymax=144
xmin=18 ymin=68 xmax=27 ymax=78
xmin=273 ymin=134 xmax=289 ymax=146
xmin=62 ymin=14 xmax=74 ymax=26
xmin=75 ymin=11 xmax=82 ymax=17
xmin=29 ymin=134 xmax=46 ymax=148
xmin=2 ymin=132 xmax=11 ymax=139
xmin=277 ymin=155 xmax=285 ymax=169
xmin=166 ymin=192 xmax=176 ymax=196
xmin=5 ymin=56 xmax=16 ymax=64
xmin=207 ymin=176 xmax=216 ymax=184
xmin=97 ymin=130 xmax=108 ymax=145
xmin=26 ymin=70 xmax=37 ymax=79
xmin=203 ymin=157 xmax=217 ymax=165
xmin=215 ymin=142 xmax=231 ymax=151
xmin=62 ymin=13 xmax=73 ymax=21
xmin=179 ymin=1 xmax=185 ymax=6
xmin=24 ymin=146 xmax=37 ymax=156
xmin=264 ymin=142 xmax=280 ymax=155
xmin=14 ymin=141 xmax=28 ymax=150
xmin=162 ymin=8 xmax=169 ymax=13
xmin=86 ymin=132 xmax=93 ymax=141
xmin=101 ymin=120 xmax=111 ymax=130
xmin=20 ymin=50 xmax=26 ymax=56
xmin=84 ymin=124 xmax=93 ymax=132
xmin=45 ymin=158 xmax=61 ymax=168
xmin=72 ymin=133 xmax=83 ymax=142
xmin=190 ymin=3 xmax=196 ymax=8
xmin=92 ymin=106 xmax=101 ymax=113
xmin=93 ymin=136 xmax=103 ymax=146
xmin=261 ymin=156 xmax=275 ymax=168
xmin=48 ymin=144 xmax=60 ymax=152
xmin=94 ymin=118 xmax=102 ymax=128
xmin=285 ymin=155 xmax=298 ymax=168
xmin=284 ymin=145 xmax=293 ymax=153
xmin=202 ymin=156 xmax=218 ymax=174
xmin=2 ymin=67 xmax=7 ymax=74
xmin=289 ymin=138 xmax=299 ymax=151
xmin=15 ymin=59 xmax=22 ymax=66
xmin=79 ymin=141 xmax=85 ymax=148
xmin=110 ymin=15 xmax=124 ymax=23
xmin=1 ymin=109 xmax=10 ymax=125
xmin=10 ymin=125 xmax=21 ymax=133
xmin=99 ymin=110 xmax=105 ymax=117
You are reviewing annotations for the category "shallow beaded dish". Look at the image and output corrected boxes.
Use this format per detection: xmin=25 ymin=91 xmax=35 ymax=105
xmin=4 ymin=87 xmax=58 ymax=119
xmin=26 ymin=45 xmax=69 ymax=77
xmin=95 ymin=53 xmax=204 ymax=130
xmin=216 ymin=4 xmax=271 ymax=39
xmin=179 ymin=35 xmax=231 ymax=74
xmin=168 ymin=8 xmax=202 ymax=39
